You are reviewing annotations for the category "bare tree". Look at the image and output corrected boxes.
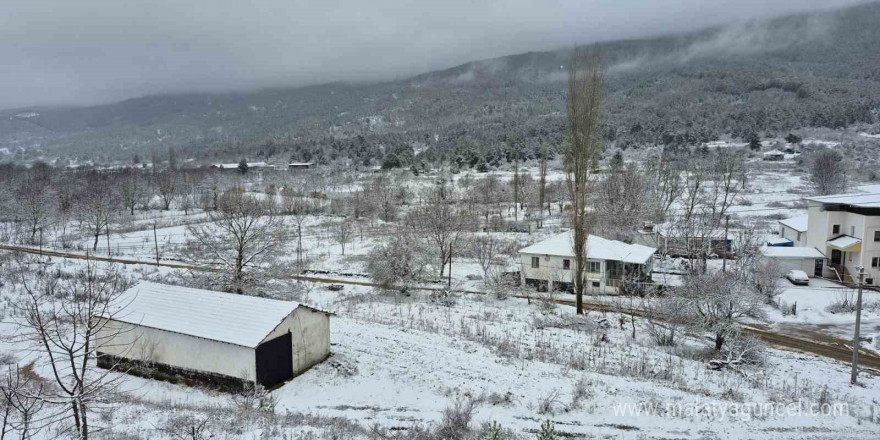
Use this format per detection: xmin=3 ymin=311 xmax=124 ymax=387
xmin=156 ymin=171 xmax=178 ymax=211
xmin=807 ymin=148 xmax=847 ymax=195
xmin=14 ymin=171 xmax=55 ymax=244
xmin=187 ymin=189 xmax=284 ymax=293
xmin=471 ymin=234 xmax=500 ymax=281
xmin=75 ymin=175 xmax=115 ymax=252
xmin=407 ymin=185 xmax=472 ymax=278
xmin=675 ymin=270 xmax=763 ymax=351
xmin=0 ymin=364 xmax=46 ymax=440
xmin=645 ymin=152 xmax=683 ymax=222
xmin=334 ymin=218 xmax=352 ymax=256
xmin=368 ymin=174 xmax=400 ymax=223
xmin=596 ymin=161 xmax=647 ymax=239
xmin=7 ymin=258 xmax=130 ymax=440
xmin=641 ymin=287 xmax=686 ymax=346
xmin=366 ymin=231 xmax=429 ymax=293
xmin=119 ymin=169 xmax=146 ymax=215
xmin=281 ymin=180 xmax=316 ymax=270
xmin=565 ymin=48 xmax=603 ymax=315
xmin=537 ymin=144 xmax=549 ymax=228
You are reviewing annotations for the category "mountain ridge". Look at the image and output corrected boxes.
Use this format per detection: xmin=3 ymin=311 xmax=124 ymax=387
xmin=3 ymin=1 xmax=879 ymax=165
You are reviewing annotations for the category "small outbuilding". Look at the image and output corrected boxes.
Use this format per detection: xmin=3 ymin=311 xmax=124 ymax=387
xmin=96 ymin=282 xmax=332 ymax=390
xmin=760 ymin=246 xmax=825 ymax=276
xmin=288 ymin=162 xmax=314 ymax=170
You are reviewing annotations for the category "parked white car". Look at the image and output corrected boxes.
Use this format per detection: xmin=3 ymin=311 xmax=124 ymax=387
xmin=786 ymin=270 xmax=810 ymax=286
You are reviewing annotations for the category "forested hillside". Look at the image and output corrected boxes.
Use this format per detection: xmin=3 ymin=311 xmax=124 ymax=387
xmin=2 ymin=1 xmax=879 ymax=167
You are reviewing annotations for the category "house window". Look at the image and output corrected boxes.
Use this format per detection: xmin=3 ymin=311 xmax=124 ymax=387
xmin=873 ymin=257 xmax=879 ymax=268
xmin=563 ymin=259 xmax=571 ymax=270
xmin=832 ymin=224 xmax=840 ymax=234
xmin=587 ymin=261 xmax=601 ymax=273
xmin=591 ymin=281 xmax=601 ymax=288
xmin=874 ymin=231 xmax=880 ymax=242
xmin=531 ymin=257 xmax=539 ymax=269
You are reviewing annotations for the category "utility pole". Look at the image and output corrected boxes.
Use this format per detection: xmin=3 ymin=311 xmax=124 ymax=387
xmin=722 ymin=215 xmax=730 ymax=272
xmin=106 ymin=222 xmax=112 ymax=258
xmin=153 ymin=224 xmax=160 ymax=266
xmin=851 ymin=266 xmax=866 ymax=385
xmin=38 ymin=227 xmax=43 ymax=259
xmin=447 ymin=242 xmax=453 ymax=289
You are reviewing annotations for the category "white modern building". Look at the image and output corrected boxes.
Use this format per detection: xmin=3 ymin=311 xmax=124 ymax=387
xmin=805 ymin=192 xmax=880 ymax=285
xmin=96 ymin=282 xmax=332 ymax=390
xmin=519 ymin=231 xmax=656 ymax=294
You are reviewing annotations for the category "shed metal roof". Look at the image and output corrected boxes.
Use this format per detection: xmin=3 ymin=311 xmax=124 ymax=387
xmin=761 ymin=246 xmax=825 ymax=259
xmin=104 ymin=282 xmax=326 ymax=348
xmin=778 ymin=215 xmax=808 ymax=233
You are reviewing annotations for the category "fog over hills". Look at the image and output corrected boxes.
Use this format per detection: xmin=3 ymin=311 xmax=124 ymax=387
xmin=2 ymin=1 xmax=879 ymax=165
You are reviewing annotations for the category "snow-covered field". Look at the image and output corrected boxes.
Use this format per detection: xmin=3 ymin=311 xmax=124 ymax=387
xmin=3 ymin=161 xmax=880 ymax=439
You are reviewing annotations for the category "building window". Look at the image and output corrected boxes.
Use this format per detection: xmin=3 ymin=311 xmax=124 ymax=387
xmin=873 ymin=257 xmax=879 ymax=268
xmin=587 ymin=261 xmax=601 ymax=273
xmin=832 ymin=224 xmax=840 ymax=234
xmin=591 ymin=281 xmax=601 ymax=288
xmin=563 ymin=259 xmax=570 ymax=270
xmin=531 ymin=257 xmax=539 ymax=269
xmin=874 ymin=231 xmax=880 ymax=242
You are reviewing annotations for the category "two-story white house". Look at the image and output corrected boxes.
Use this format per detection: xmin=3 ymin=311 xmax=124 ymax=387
xmin=519 ymin=231 xmax=656 ymax=294
xmin=804 ymin=192 xmax=880 ymax=286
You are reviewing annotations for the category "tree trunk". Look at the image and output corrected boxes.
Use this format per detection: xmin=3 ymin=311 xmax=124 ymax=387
xmin=714 ymin=333 xmax=725 ymax=351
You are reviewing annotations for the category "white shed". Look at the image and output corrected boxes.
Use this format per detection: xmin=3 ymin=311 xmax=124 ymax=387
xmin=760 ymin=246 xmax=825 ymax=276
xmin=96 ymin=282 xmax=332 ymax=390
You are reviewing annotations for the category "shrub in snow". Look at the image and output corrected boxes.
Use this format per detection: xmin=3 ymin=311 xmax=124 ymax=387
xmin=476 ymin=421 xmax=510 ymax=440
xmin=568 ymin=377 xmax=593 ymax=410
xmin=436 ymin=397 xmax=476 ymax=440
xmin=535 ymin=420 xmax=557 ymax=440
xmin=430 ymin=290 xmax=458 ymax=307
xmin=536 ymin=390 xmax=560 ymax=415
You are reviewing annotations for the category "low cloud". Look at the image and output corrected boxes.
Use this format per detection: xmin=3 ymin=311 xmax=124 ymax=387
xmin=0 ymin=0 xmax=869 ymax=109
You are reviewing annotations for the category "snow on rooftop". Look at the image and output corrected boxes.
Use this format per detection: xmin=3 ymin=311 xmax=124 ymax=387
xmin=767 ymin=237 xmax=793 ymax=245
xmin=827 ymin=235 xmax=861 ymax=249
xmin=519 ymin=231 xmax=656 ymax=264
xmin=761 ymin=246 xmax=825 ymax=259
xmin=778 ymin=215 xmax=808 ymax=232
xmin=105 ymin=282 xmax=314 ymax=348
xmin=805 ymin=191 xmax=880 ymax=208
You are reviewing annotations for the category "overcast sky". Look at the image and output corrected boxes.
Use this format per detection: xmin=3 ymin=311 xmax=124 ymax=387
xmin=0 ymin=0 xmax=870 ymax=109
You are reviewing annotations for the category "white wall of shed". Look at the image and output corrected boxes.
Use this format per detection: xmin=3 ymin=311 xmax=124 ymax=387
xmin=262 ymin=308 xmax=331 ymax=376
xmin=770 ymin=257 xmax=816 ymax=274
xmin=95 ymin=319 xmax=256 ymax=380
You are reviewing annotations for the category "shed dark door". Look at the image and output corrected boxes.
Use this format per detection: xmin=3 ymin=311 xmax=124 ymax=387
xmin=255 ymin=332 xmax=293 ymax=389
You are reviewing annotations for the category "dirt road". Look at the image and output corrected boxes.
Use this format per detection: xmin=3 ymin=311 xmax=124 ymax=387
xmin=3 ymin=243 xmax=878 ymax=373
